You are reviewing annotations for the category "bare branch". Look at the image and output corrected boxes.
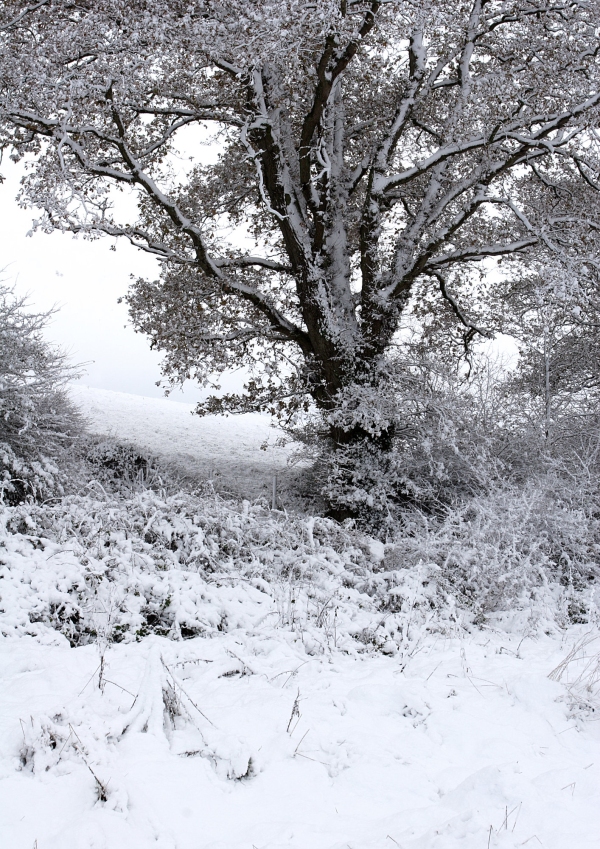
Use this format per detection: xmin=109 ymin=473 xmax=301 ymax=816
xmin=214 ymin=256 xmax=294 ymax=273
xmin=428 ymin=238 xmax=538 ymax=267
xmin=299 ymin=1 xmax=381 ymax=197
xmin=430 ymin=270 xmax=492 ymax=339
xmin=377 ymin=94 xmax=600 ymax=195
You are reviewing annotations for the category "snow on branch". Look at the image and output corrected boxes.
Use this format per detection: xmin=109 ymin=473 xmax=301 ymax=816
xmin=2 ymin=0 xmax=600 ymax=418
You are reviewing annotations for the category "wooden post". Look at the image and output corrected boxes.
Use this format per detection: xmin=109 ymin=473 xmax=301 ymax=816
xmin=272 ymin=474 xmax=277 ymax=510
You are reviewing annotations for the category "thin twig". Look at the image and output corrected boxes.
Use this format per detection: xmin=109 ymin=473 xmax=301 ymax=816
xmin=162 ymin=661 xmax=216 ymax=727
xmin=77 ymin=663 xmax=101 ymax=696
xmin=293 ymin=729 xmax=310 ymax=755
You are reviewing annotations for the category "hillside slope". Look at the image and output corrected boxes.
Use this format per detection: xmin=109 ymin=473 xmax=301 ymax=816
xmin=71 ymin=385 xmax=299 ymax=501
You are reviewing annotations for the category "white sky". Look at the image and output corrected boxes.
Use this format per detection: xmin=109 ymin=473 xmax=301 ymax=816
xmin=0 ymin=161 xmax=221 ymax=404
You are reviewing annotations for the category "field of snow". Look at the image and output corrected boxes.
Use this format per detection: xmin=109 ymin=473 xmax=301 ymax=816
xmin=71 ymin=385 xmax=299 ymax=501
xmin=1 ymin=387 xmax=599 ymax=849
xmin=1 ymin=628 xmax=599 ymax=848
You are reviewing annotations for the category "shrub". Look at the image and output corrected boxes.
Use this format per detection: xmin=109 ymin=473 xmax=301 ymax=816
xmin=0 ymin=284 xmax=84 ymax=503
xmin=300 ymin=356 xmax=506 ymax=527
xmin=388 ymin=472 xmax=600 ymax=622
xmin=85 ymin=438 xmax=161 ymax=487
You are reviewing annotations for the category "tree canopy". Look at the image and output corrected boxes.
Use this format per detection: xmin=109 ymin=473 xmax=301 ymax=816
xmin=1 ymin=0 xmax=599 ymax=431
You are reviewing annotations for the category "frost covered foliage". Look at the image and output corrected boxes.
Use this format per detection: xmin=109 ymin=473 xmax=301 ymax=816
xmin=0 ymin=487 xmax=457 ymax=654
xmin=85 ymin=438 xmax=163 ymax=490
xmin=1 ymin=479 xmax=596 ymax=653
xmin=0 ymin=286 xmax=83 ymax=504
xmin=307 ymin=346 xmax=600 ymax=531
xmin=306 ymin=357 xmax=505 ymax=524
xmin=391 ymin=476 xmax=600 ymax=624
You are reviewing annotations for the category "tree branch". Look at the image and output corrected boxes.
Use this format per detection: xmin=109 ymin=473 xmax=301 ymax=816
xmin=0 ymin=0 xmax=50 ymax=32
xmin=428 ymin=238 xmax=538 ymax=267
xmin=299 ymin=1 xmax=380 ymax=202
xmin=12 ymin=108 xmax=310 ymax=349
xmin=214 ymin=256 xmax=293 ymax=273
xmin=377 ymin=93 xmax=600 ymax=195
xmin=430 ymin=270 xmax=492 ymax=339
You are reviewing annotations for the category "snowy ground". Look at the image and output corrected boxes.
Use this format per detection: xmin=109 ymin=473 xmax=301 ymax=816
xmin=1 ymin=388 xmax=599 ymax=848
xmin=71 ymin=385 xmax=299 ymax=501
xmin=1 ymin=628 xmax=599 ymax=849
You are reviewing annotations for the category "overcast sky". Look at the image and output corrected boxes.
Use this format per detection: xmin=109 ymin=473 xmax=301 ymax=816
xmin=1 ymin=161 xmax=221 ymax=404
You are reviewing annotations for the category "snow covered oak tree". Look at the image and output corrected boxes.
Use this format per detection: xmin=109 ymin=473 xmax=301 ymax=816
xmin=1 ymin=1 xmax=600 ymax=460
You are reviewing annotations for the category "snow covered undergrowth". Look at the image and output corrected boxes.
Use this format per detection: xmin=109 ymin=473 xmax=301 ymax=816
xmin=1 ymin=486 xmax=600 ymax=847
xmin=1 ymin=385 xmax=599 ymax=848
xmin=0 ymin=490 xmax=451 ymax=653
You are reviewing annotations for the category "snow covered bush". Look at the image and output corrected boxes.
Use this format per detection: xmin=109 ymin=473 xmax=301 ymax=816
xmin=294 ymin=350 xmax=600 ymax=619
xmin=0 ymin=285 xmax=84 ymax=504
xmin=302 ymin=356 xmax=504 ymax=527
xmin=1 ymin=474 xmax=596 ymax=654
xmin=388 ymin=473 xmax=600 ymax=623
xmin=85 ymin=438 xmax=163 ymax=489
xmin=0 ymin=486 xmax=455 ymax=654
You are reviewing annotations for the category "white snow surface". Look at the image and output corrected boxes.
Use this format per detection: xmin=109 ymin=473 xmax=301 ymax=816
xmin=2 ymin=629 xmax=599 ymax=848
xmin=71 ymin=385 xmax=297 ymax=500
xmin=0 ymin=387 xmax=599 ymax=849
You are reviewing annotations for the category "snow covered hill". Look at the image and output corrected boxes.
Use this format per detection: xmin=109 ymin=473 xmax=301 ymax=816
xmin=71 ymin=385 xmax=299 ymax=501
xmin=0 ymin=386 xmax=599 ymax=849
